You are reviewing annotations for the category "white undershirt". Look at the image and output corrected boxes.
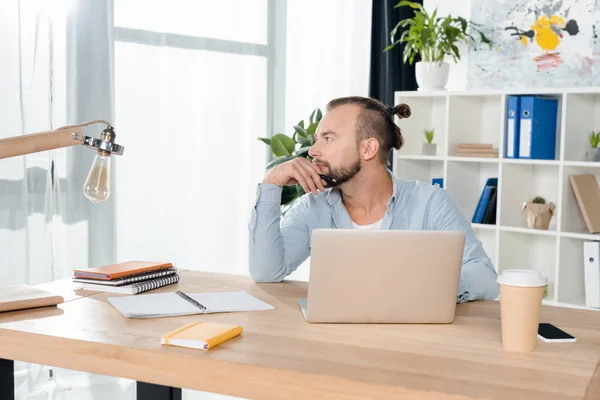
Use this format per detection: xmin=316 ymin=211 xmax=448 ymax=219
xmin=352 ymin=218 xmax=384 ymax=230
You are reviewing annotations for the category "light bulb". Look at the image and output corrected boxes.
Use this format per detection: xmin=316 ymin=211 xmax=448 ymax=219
xmin=83 ymin=152 xmax=111 ymax=203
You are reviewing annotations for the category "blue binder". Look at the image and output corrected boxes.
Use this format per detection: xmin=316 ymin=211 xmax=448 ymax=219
xmin=518 ymin=96 xmax=558 ymax=160
xmin=505 ymin=96 xmax=520 ymax=158
xmin=472 ymin=178 xmax=498 ymax=223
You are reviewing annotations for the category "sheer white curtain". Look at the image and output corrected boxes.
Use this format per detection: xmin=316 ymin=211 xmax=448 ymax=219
xmin=0 ymin=0 xmax=97 ymax=398
xmin=113 ymin=0 xmax=269 ymax=275
xmin=285 ymin=0 xmax=373 ymax=282
xmin=114 ymin=0 xmax=372 ymax=282
xmin=0 ymin=0 xmax=75 ymax=286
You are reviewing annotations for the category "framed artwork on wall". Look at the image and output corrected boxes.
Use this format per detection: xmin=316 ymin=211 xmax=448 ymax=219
xmin=467 ymin=0 xmax=600 ymax=89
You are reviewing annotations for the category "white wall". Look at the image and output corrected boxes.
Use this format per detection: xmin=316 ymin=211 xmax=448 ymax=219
xmin=423 ymin=0 xmax=471 ymax=90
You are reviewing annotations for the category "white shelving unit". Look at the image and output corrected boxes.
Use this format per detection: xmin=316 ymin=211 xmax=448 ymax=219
xmin=393 ymin=87 xmax=600 ymax=311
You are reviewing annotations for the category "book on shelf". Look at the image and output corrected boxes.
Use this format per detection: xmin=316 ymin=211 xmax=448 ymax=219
xmin=569 ymin=174 xmax=600 ymax=233
xmin=472 ymin=178 xmax=498 ymax=224
xmin=455 ymin=143 xmax=499 ymax=158
xmin=481 ymin=187 xmax=497 ymax=225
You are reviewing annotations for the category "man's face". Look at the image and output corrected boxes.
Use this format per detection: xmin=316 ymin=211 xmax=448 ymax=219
xmin=308 ymin=104 xmax=362 ymax=186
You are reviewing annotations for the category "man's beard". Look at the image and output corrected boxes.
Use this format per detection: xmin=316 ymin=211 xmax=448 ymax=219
xmin=319 ymin=157 xmax=361 ymax=187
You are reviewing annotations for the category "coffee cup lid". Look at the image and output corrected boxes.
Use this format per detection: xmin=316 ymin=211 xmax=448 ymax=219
xmin=497 ymin=269 xmax=547 ymax=287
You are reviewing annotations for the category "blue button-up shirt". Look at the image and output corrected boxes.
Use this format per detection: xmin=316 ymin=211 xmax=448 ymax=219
xmin=248 ymin=170 xmax=500 ymax=302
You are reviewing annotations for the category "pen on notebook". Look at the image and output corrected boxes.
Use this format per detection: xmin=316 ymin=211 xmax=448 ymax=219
xmin=176 ymin=291 xmax=207 ymax=311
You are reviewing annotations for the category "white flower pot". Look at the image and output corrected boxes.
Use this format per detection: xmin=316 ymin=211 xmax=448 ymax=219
xmin=415 ymin=61 xmax=449 ymax=91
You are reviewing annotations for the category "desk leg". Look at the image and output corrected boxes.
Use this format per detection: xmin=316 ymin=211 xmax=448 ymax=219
xmin=137 ymin=381 xmax=182 ymax=400
xmin=0 ymin=358 xmax=14 ymax=400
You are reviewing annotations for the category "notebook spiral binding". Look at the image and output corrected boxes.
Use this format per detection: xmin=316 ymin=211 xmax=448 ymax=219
xmin=130 ymin=273 xmax=180 ymax=295
xmin=113 ymin=265 xmax=176 ymax=282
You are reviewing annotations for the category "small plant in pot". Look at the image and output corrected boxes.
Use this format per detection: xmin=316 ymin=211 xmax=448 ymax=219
xmin=587 ymin=131 xmax=600 ymax=162
xmin=384 ymin=0 xmax=492 ymax=91
xmin=422 ymin=128 xmax=436 ymax=155
xmin=521 ymin=196 xmax=556 ymax=230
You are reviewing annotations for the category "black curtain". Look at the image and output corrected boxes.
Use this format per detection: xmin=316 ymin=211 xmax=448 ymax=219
xmin=369 ymin=0 xmax=422 ymax=104
xmin=369 ymin=0 xmax=423 ymax=167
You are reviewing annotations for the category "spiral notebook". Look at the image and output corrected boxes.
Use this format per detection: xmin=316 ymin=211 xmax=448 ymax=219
xmin=73 ymin=268 xmax=177 ymax=286
xmin=81 ymin=273 xmax=180 ymax=295
xmin=108 ymin=290 xmax=274 ymax=318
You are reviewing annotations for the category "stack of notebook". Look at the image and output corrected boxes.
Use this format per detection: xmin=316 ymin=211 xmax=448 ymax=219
xmin=73 ymin=261 xmax=179 ymax=295
xmin=455 ymin=143 xmax=499 ymax=158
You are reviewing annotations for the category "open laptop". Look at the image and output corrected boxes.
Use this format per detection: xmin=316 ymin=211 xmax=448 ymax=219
xmin=298 ymin=229 xmax=465 ymax=324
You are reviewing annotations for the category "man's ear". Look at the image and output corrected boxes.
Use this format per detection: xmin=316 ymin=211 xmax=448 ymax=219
xmin=360 ymin=138 xmax=380 ymax=161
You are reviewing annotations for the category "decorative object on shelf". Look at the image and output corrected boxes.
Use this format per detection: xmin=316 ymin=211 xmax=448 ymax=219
xmin=587 ymin=131 xmax=600 ymax=162
xmin=384 ymin=1 xmax=491 ymax=91
xmin=455 ymin=143 xmax=498 ymax=158
xmin=422 ymin=128 xmax=436 ymax=155
xmin=431 ymin=178 xmax=444 ymax=188
xmin=569 ymin=174 xmax=600 ymax=233
xmin=0 ymin=120 xmax=124 ymax=203
xmin=467 ymin=1 xmax=599 ymax=89
xmin=258 ymin=108 xmax=322 ymax=211
xmin=521 ymin=196 xmax=555 ymax=230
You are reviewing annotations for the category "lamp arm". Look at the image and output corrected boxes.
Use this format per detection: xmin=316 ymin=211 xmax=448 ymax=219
xmin=0 ymin=127 xmax=84 ymax=160
xmin=56 ymin=119 xmax=112 ymax=130
xmin=0 ymin=120 xmax=122 ymax=160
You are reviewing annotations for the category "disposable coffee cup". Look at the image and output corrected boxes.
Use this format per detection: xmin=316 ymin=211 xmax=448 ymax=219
xmin=497 ymin=269 xmax=548 ymax=352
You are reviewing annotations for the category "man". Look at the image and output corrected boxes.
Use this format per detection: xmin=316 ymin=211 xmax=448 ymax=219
xmin=248 ymin=96 xmax=499 ymax=302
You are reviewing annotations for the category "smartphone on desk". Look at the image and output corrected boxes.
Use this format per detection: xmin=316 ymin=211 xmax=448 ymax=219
xmin=538 ymin=323 xmax=576 ymax=343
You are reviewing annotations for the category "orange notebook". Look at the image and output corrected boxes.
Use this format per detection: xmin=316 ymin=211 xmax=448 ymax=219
xmin=73 ymin=261 xmax=173 ymax=281
xmin=161 ymin=321 xmax=243 ymax=350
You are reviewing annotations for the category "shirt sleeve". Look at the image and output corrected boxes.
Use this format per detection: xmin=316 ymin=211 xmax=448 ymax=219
xmin=430 ymin=188 xmax=500 ymax=302
xmin=248 ymin=183 xmax=311 ymax=282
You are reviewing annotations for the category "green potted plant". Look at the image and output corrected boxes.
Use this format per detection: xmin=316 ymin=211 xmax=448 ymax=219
xmin=384 ymin=0 xmax=492 ymax=91
xmin=257 ymin=108 xmax=322 ymax=213
xmin=521 ymin=196 xmax=555 ymax=230
xmin=587 ymin=131 xmax=600 ymax=162
xmin=422 ymin=128 xmax=436 ymax=155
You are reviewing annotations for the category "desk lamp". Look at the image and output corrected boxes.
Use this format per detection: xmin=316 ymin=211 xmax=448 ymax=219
xmin=0 ymin=120 xmax=124 ymax=203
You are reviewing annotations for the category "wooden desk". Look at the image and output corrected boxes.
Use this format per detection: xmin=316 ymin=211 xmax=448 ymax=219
xmin=1 ymin=271 xmax=600 ymax=400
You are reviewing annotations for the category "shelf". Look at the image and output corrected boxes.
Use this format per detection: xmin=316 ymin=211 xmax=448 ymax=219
xmin=499 ymin=225 xmax=557 ymax=237
xmin=393 ymin=158 xmax=443 ymax=186
xmin=447 ymin=156 xmax=498 ymax=163
xmin=395 ymin=86 xmax=600 ymax=97
xmin=396 ymin=154 xmax=444 ymax=161
xmin=446 ymin=162 xmax=498 ymax=223
xmin=498 ymin=230 xmax=557 ymax=301
xmin=471 ymin=223 xmax=496 ymax=231
xmin=501 ymin=158 xmax=560 ymax=166
xmin=499 ymin=163 xmax=559 ymax=231
xmin=563 ymin=161 xmax=600 ymax=168
xmin=393 ymin=88 xmax=600 ymax=311
xmin=560 ymin=166 xmax=600 ymax=234
xmin=395 ymin=95 xmax=447 ymax=157
xmin=563 ymin=93 xmax=600 ymax=162
xmin=448 ymin=95 xmax=502 ymax=157
xmin=560 ymin=231 xmax=600 ymax=241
